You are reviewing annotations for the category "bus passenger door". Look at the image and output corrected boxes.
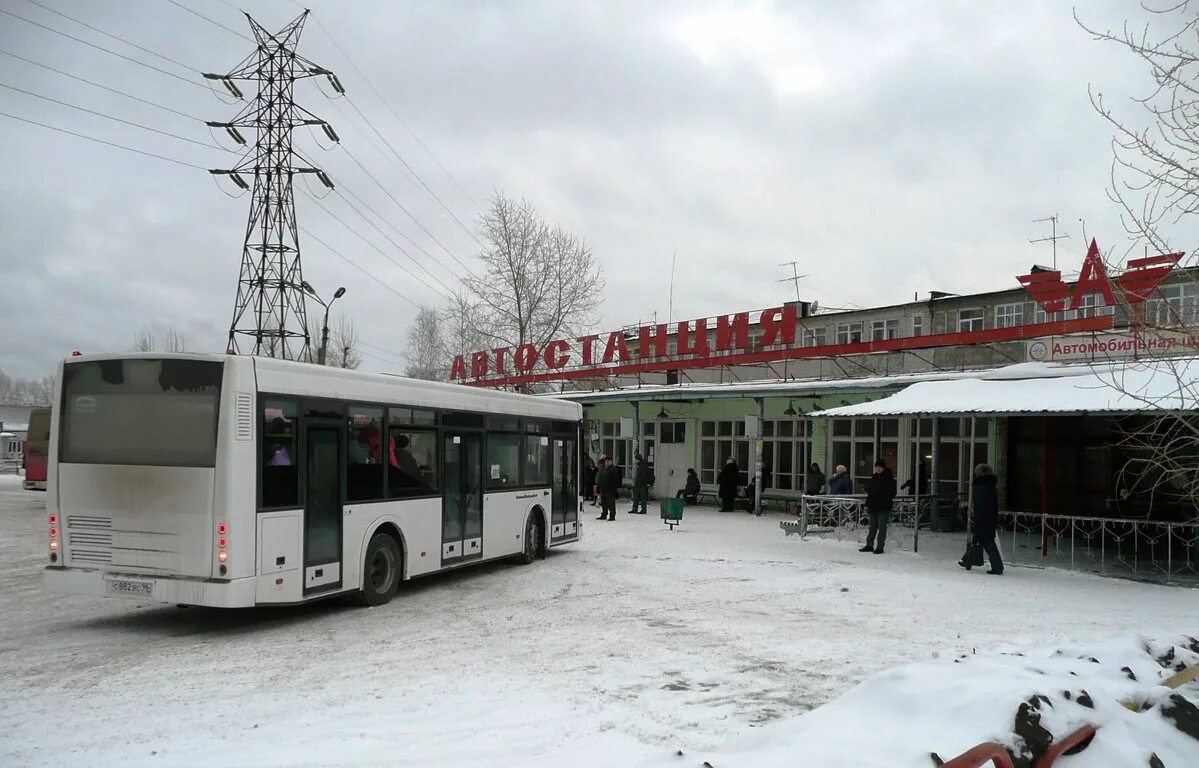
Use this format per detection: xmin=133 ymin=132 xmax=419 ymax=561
xmin=442 ymin=433 xmax=483 ymax=563
xmin=303 ymin=422 xmax=343 ymax=594
xmin=551 ymin=437 xmax=578 ymax=542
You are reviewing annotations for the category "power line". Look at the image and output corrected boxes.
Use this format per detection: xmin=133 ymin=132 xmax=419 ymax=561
xmin=294 ymin=147 xmax=466 ymax=287
xmin=333 ymin=184 xmax=463 ymax=290
xmin=0 ymin=7 xmax=208 ymax=90
xmin=0 ymin=110 xmax=208 ymax=170
xmin=0 ymin=48 xmax=203 ymax=123
xmin=294 ymin=3 xmax=480 ymax=210
xmin=19 ymin=0 xmax=198 ymax=73
xmin=298 ymin=224 xmax=422 ymax=310
xmin=344 ymin=96 xmax=486 ymax=252
xmin=300 ymin=188 xmax=454 ymax=301
xmin=0 ymin=81 xmax=226 ymax=152
xmin=164 ymin=0 xmax=254 ymax=43
xmin=337 ymin=143 xmax=479 ymax=278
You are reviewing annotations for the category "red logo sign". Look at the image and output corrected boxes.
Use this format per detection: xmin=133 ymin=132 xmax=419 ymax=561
xmin=1017 ymin=239 xmax=1181 ymax=314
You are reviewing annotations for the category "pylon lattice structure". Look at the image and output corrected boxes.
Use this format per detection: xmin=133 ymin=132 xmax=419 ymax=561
xmin=206 ymin=11 xmax=343 ymax=361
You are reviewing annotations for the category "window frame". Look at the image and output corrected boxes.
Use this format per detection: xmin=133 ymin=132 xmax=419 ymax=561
xmin=957 ymin=308 xmax=985 ymax=332
xmin=994 ymin=303 xmax=1024 ymax=329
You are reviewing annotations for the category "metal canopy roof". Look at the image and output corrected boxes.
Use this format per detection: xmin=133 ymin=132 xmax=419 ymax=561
xmin=813 ymin=359 xmax=1199 ymax=417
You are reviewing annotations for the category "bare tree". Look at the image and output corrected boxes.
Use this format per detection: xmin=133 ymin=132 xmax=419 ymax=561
xmin=0 ymin=369 xmax=54 ymax=406
xmin=1079 ymin=5 xmax=1199 ymax=516
xmin=324 ymin=314 xmax=362 ymax=370
xmin=132 ymin=325 xmax=188 ymax=353
xmin=403 ymin=306 xmax=447 ymax=380
xmin=454 ymin=192 xmax=603 ymax=351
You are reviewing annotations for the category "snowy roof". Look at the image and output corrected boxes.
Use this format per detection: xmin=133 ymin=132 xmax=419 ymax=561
xmin=553 ymin=363 xmax=1089 ymax=404
xmin=814 ymin=358 xmax=1199 ymax=417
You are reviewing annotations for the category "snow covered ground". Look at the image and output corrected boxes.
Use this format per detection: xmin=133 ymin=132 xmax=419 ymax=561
xmin=1 ymin=484 xmax=1195 ymax=767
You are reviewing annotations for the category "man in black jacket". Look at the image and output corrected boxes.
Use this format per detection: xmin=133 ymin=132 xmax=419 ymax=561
xmin=861 ymin=458 xmax=896 ymax=554
xmin=629 ymin=453 xmax=650 ymax=514
xmin=594 ymin=456 xmax=619 ymax=521
xmin=963 ymin=463 xmax=1004 ymax=574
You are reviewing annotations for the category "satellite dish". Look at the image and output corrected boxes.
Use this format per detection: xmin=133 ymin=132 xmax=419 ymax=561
xmin=809 ymin=301 xmax=819 ymax=315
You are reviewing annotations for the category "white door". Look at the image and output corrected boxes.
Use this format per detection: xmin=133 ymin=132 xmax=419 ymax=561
xmin=654 ymin=443 xmax=688 ymax=500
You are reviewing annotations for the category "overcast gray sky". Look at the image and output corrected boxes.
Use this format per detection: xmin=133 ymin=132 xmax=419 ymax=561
xmin=0 ymin=0 xmax=1193 ymax=379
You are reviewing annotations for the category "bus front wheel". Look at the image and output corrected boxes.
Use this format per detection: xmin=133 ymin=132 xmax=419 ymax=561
xmin=358 ymin=532 xmax=401 ymax=606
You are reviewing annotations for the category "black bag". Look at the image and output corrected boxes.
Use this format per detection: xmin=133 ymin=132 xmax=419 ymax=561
xmin=961 ymin=538 xmax=985 ymax=569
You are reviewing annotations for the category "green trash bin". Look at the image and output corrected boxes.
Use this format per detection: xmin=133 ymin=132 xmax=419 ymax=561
xmin=660 ymin=498 xmax=684 ymax=530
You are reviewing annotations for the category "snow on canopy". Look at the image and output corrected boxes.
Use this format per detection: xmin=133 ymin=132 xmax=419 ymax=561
xmin=815 ymin=358 xmax=1199 ymax=417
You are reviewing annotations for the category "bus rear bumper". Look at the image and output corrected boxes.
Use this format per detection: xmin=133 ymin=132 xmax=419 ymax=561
xmin=43 ymin=567 xmax=258 ymax=608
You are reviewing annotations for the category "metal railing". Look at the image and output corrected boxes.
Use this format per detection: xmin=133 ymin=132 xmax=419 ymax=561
xmin=790 ymin=494 xmax=924 ymax=552
xmin=998 ymin=511 xmax=1199 ymax=585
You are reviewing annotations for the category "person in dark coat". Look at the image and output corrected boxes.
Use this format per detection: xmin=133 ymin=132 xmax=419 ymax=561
xmin=827 ymin=464 xmax=853 ymax=495
xmin=629 ymin=453 xmax=651 ymax=514
xmin=676 ymin=468 xmax=701 ymax=503
xmin=805 ymin=463 xmax=826 ymax=495
xmin=861 ymin=459 xmax=896 ymax=553
xmin=962 ymin=463 xmax=1004 ymax=574
xmin=717 ymin=457 xmax=740 ymax=512
xmin=594 ymin=456 xmax=619 ymax=521
xmin=582 ymin=455 xmax=597 ymax=504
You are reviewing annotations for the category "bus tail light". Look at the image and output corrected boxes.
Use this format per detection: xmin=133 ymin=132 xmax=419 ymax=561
xmin=49 ymin=513 xmax=59 ymax=560
xmin=216 ymin=522 xmax=229 ymax=575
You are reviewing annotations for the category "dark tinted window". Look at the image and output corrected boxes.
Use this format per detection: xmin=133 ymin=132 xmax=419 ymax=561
xmin=347 ymin=406 xmax=385 ymax=501
xmin=487 ymin=433 xmax=521 ymax=489
xmin=524 ymin=433 xmax=550 ymax=485
xmin=263 ymin=399 xmax=299 ymax=508
xmin=61 ymin=359 xmax=222 ymax=467
xmin=388 ymin=411 xmax=438 ymax=498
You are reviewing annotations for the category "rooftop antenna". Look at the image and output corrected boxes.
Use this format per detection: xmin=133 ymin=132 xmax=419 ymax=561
xmin=667 ymin=250 xmax=677 ymax=323
xmin=778 ymin=261 xmax=807 ymax=303
xmin=1029 ymin=214 xmax=1069 ymax=270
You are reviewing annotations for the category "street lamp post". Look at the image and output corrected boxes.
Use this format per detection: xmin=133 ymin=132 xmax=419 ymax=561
xmin=301 ymin=282 xmax=346 ymax=366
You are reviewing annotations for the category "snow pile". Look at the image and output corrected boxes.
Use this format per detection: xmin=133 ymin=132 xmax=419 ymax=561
xmin=642 ymin=634 xmax=1199 ymax=768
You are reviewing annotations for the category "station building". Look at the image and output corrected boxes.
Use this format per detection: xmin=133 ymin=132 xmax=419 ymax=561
xmin=453 ymin=243 xmax=1199 ymax=581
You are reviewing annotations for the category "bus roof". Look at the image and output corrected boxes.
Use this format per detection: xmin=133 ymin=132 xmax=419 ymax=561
xmin=61 ymin=352 xmax=582 ymax=422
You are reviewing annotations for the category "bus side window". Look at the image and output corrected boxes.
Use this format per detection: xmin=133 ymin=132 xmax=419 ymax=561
xmin=387 ymin=424 xmax=438 ymax=497
xmin=348 ymin=406 xmax=385 ymax=502
xmin=262 ymin=400 xmax=298 ymax=508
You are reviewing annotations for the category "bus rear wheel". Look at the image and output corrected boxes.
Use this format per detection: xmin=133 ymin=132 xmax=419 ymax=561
xmin=358 ymin=532 xmax=401 ymax=606
xmin=519 ymin=513 xmax=543 ymax=564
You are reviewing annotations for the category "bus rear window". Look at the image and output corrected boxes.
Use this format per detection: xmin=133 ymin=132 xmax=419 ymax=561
xmin=60 ymin=359 xmax=223 ymax=467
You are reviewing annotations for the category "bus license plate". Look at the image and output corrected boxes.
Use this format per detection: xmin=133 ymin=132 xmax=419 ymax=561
xmin=106 ymin=579 xmax=153 ymax=597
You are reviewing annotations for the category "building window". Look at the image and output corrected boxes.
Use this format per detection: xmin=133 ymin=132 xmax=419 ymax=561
xmin=1034 ymin=305 xmax=1077 ymax=324
xmin=994 ymin=303 xmax=1024 ymax=329
xmin=835 ymin=322 xmax=863 ymax=344
xmin=911 ymin=315 xmax=924 ymax=337
xmin=957 ymin=308 xmax=984 ymax=332
xmin=1146 ymin=283 xmax=1199 ymax=327
xmin=805 ymin=326 xmax=827 ymax=346
xmin=699 ymin=420 xmax=751 ymax=486
xmin=1077 ymin=293 xmax=1115 ymax=319
xmin=658 ymin=421 xmax=686 ymax=444
xmin=870 ymin=319 xmax=899 ymax=341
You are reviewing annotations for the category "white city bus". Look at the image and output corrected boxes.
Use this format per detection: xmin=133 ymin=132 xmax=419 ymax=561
xmin=43 ymin=353 xmax=582 ymax=608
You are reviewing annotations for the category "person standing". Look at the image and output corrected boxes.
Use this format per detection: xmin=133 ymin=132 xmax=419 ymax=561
xmin=805 ymin=462 xmax=826 ymax=495
xmin=629 ymin=453 xmax=650 ymax=514
xmin=861 ymin=458 xmax=896 ymax=554
xmin=717 ymin=457 xmax=740 ymax=512
xmin=963 ymin=463 xmax=1004 ymax=575
xmin=676 ymin=468 xmax=701 ymax=503
xmin=828 ymin=464 xmax=853 ymax=495
xmin=594 ymin=456 xmax=619 ymax=521
xmin=582 ymin=455 xmax=597 ymax=505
